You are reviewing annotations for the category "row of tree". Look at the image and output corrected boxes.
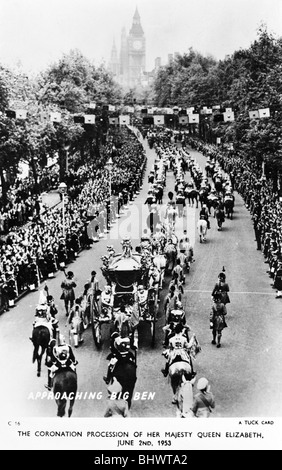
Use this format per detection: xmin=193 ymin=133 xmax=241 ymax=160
xmin=1 ymin=26 xmax=282 ymax=201
xmin=152 ymin=26 xmax=282 ymax=179
xmin=0 ymin=50 xmax=123 ymax=201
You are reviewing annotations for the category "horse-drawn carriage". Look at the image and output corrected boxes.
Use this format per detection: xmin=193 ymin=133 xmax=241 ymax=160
xmin=91 ymin=237 xmax=159 ymax=348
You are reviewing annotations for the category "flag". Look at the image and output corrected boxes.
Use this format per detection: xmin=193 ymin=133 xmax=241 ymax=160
xmin=165 ymin=108 xmax=174 ymax=115
xmin=88 ymin=102 xmax=96 ymax=109
xmin=50 ymin=112 xmax=61 ymax=123
xmin=186 ymin=107 xmax=195 ymax=115
xmin=188 ymin=113 xmax=199 ymax=124
xmin=119 ymin=115 xmax=130 ymax=125
xmin=15 ymin=109 xmax=27 ymax=120
xmin=153 ymin=115 xmax=164 ymax=126
xmin=84 ymin=115 xmax=95 ymax=124
xmin=225 ymin=107 xmax=233 ymax=113
xmin=216 ymin=137 xmax=221 ymax=144
xmin=40 ymin=111 xmax=49 ymax=123
xmin=214 ymin=114 xmax=224 ymax=123
xmin=223 ymin=111 xmax=235 ymax=122
xmin=249 ymin=110 xmax=259 ymax=119
xmin=5 ymin=110 xmax=16 ymax=118
xmin=258 ymin=108 xmax=270 ymax=118
xmin=179 ymin=116 xmax=188 ymax=124
xmin=141 ymin=108 xmax=148 ymax=114
xmin=143 ymin=116 xmax=154 ymax=125
xmin=74 ymin=115 xmax=85 ymax=124
xmin=108 ymin=105 xmax=116 ymax=112
xmin=147 ymin=108 xmax=154 ymax=114
xmin=109 ymin=117 xmax=119 ymax=125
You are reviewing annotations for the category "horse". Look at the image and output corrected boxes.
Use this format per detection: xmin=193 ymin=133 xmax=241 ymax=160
xmin=175 ymin=377 xmax=196 ymax=418
xmin=53 ymin=369 xmax=77 ymax=417
xmin=214 ymin=206 xmax=225 ymax=231
xmin=164 ymin=243 xmax=177 ymax=274
xmin=69 ymin=315 xmax=83 ymax=347
xmin=199 ymin=188 xmax=208 ymax=208
xmin=112 ymin=359 xmax=137 ymax=409
xmin=184 ymin=188 xmax=199 ymax=208
xmin=31 ymin=325 xmax=50 ymax=377
xmin=224 ymin=195 xmax=235 ymax=219
xmin=206 ymin=194 xmax=220 ymax=215
xmin=197 ymin=218 xmax=208 ymax=243
xmin=153 ymin=253 xmax=167 ymax=289
xmin=168 ymin=359 xmax=194 ymax=405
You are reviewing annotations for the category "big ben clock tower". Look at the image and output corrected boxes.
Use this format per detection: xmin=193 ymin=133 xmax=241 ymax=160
xmin=127 ymin=7 xmax=146 ymax=87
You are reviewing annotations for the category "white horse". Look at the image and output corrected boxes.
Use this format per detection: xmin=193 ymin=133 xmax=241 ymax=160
xmin=153 ymin=254 xmax=166 ymax=289
xmin=176 ymin=376 xmax=196 ymax=418
xmin=197 ymin=218 xmax=208 ymax=243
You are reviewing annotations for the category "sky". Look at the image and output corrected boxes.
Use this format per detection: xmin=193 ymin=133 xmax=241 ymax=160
xmin=0 ymin=0 xmax=281 ymax=75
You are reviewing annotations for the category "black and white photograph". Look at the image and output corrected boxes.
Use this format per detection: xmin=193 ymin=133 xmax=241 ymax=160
xmin=0 ymin=0 xmax=282 ymax=453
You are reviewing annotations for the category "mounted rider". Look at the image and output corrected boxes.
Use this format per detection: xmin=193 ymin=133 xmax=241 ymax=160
xmin=30 ymin=289 xmax=53 ymax=340
xmin=103 ymin=331 xmax=136 ymax=385
xmin=137 ymin=284 xmax=148 ymax=318
xmin=212 ymin=271 xmax=230 ymax=306
xmin=161 ymin=323 xmax=196 ymax=377
xmin=163 ymin=300 xmax=188 ymax=345
xmin=199 ymin=203 xmax=210 ymax=229
xmin=46 ymin=334 xmax=77 ymax=390
xmin=100 ymin=285 xmax=114 ymax=322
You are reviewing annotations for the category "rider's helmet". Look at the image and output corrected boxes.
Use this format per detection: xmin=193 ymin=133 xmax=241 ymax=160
xmin=105 ymin=285 xmax=112 ymax=294
xmin=174 ymin=323 xmax=184 ymax=334
xmin=36 ymin=303 xmax=48 ymax=316
xmin=67 ymin=271 xmax=74 ymax=279
xmin=218 ymin=272 xmax=226 ymax=282
xmin=197 ymin=377 xmax=209 ymax=391
xmin=58 ymin=334 xmax=66 ymax=346
xmin=138 ymin=284 xmax=144 ymax=292
xmin=213 ymin=292 xmax=222 ymax=302
xmin=176 ymin=300 xmax=183 ymax=309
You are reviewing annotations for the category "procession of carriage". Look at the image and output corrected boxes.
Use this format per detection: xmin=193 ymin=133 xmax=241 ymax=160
xmin=29 ymin=138 xmax=235 ymax=418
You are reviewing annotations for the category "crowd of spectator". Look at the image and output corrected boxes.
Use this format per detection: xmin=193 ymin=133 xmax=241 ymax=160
xmin=0 ymin=127 xmax=147 ymax=313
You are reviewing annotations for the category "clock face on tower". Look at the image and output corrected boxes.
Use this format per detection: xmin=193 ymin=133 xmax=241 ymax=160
xmin=133 ymin=40 xmax=142 ymax=50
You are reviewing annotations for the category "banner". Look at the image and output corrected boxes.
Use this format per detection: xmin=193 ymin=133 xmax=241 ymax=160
xmin=84 ymin=115 xmax=96 ymax=124
xmin=15 ymin=109 xmax=27 ymax=120
xmin=258 ymin=108 xmax=270 ymax=118
xmin=50 ymin=112 xmax=62 ymax=123
xmin=153 ymin=115 xmax=165 ymax=126
xmin=188 ymin=113 xmax=199 ymax=124
xmin=249 ymin=110 xmax=259 ymax=119
xmin=109 ymin=117 xmax=119 ymax=125
xmin=179 ymin=116 xmax=189 ymax=124
xmin=223 ymin=111 xmax=235 ymax=122
xmin=119 ymin=115 xmax=130 ymax=125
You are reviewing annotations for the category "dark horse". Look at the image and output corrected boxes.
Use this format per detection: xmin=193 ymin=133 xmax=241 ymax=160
xmin=53 ymin=369 xmax=77 ymax=417
xmin=113 ymin=359 xmax=137 ymax=409
xmin=224 ymin=195 xmax=235 ymax=219
xmin=168 ymin=358 xmax=195 ymax=404
xmin=185 ymin=188 xmax=199 ymax=208
xmin=214 ymin=206 xmax=225 ymax=231
xmin=31 ymin=325 xmax=50 ymax=377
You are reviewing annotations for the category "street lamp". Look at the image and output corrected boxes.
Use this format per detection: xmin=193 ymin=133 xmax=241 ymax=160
xmin=64 ymin=143 xmax=70 ymax=173
xmin=107 ymin=156 xmax=113 ymax=227
xmin=58 ymin=182 xmax=67 ymax=237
